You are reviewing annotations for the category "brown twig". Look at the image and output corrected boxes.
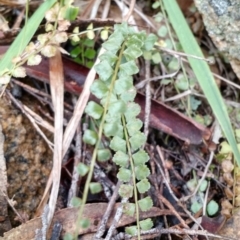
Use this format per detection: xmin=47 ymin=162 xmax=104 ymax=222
xmin=149 ymin=147 xmax=172 ymax=240
xmin=122 ymin=0 xmax=136 ymax=21
xmin=144 ymin=60 xmax=151 ymax=138
xmin=67 ymin=124 xmax=81 ymax=207
xmin=12 ymin=7 xmax=25 ymax=29
xmin=12 ymin=79 xmax=73 ymax=111
xmin=0 ymin=188 xmax=24 ymax=224
xmin=105 ymin=198 xmax=128 ymax=240
xmin=62 ymin=47 xmax=105 ymax=157
xmin=159 ymin=193 xmax=189 ymax=229
xmin=95 ymin=181 xmax=121 ymax=239
xmin=130 ymin=227 xmax=236 ymax=240
xmin=154 ymin=146 xmax=204 ymax=232
xmin=180 ymin=151 xmax=214 ymax=202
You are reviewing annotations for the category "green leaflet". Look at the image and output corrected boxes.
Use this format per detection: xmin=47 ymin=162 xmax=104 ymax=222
xmin=123 ymin=45 xmax=143 ymax=61
xmin=129 ymin=132 xmax=147 ymax=151
xmin=144 ymin=33 xmax=158 ymax=51
xmin=136 ymin=179 xmax=151 ymax=194
xmin=139 ymin=218 xmax=154 ymax=231
xmin=119 ymin=60 xmax=139 ymax=76
xmin=127 ymin=118 xmax=143 ymax=136
xmin=138 ymin=196 xmax=153 ymax=212
xmin=123 ymin=203 xmax=136 ymax=216
xmin=76 ymin=163 xmax=89 ymax=176
xmin=90 ymin=80 xmax=109 ymax=99
xmin=94 ymin=60 xmax=113 ymax=81
xmin=110 ymin=136 xmax=126 ymax=153
xmin=89 ymin=182 xmax=102 ymax=194
xmin=83 ymin=129 xmax=97 ymax=145
xmin=132 ymin=150 xmax=149 ymax=166
xmin=97 ymin=148 xmax=111 ymax=162
xmin=117 ymin=168 xmax=132 ymax=182
xmin=113 ymin=151 xmax=129 ymax=167
xmin=85 ymin=101 xmax=103 ymax=119
xmin=135 ymin=165 xmax=150 ymax=181
xmin=125 ymin=226 xmax=138 ymax=236
xmin=119 ymin=184 xmax=133 ymax=198
xmin=124 ymin=102 xmax=141 ymax=121
xmin=99 ymin=51 xmax=118 ymax=65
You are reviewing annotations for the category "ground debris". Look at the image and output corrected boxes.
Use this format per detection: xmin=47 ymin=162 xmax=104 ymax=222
xmin=0 ymin=95 xmax=52 ymax=226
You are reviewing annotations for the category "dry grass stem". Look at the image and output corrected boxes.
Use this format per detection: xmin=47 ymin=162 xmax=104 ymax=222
xmin=95 ymin=181 xmax=121 ymax=239
xmin=22 ymin=104 xmax=54 ymax=133
xmin=46 ymin=49 xmax=64 ymax=232
xmin=122 ymin=0 xmax=135 ymax=21
xmin=105 ymin=198 xmax=128 ymax=240
xmin=67 ymin=125 xmax=81 ymax=207
xmin=62 ymin=47 xmax=105 ymax=157
xmin=144 ymin=60 xmax=151 ymax=137
xmin=7 ymin=91 xmax=54 ymax=149
xmin=180 ymin=151 xmax=214 ymax=203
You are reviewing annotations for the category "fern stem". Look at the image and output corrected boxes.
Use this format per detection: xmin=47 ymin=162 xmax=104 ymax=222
xmin=74 ymin=43 xmax=126 ymax=239
xmin=122 ymin=115 xmax=141 ymax=240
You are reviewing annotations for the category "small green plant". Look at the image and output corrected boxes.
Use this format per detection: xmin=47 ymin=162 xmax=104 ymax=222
xmin=0 ymin=0 xmax=79 ymax=83
xmin=68 ymin=23 xmax=112 ymax=68
xmin=69 ymin=22 xmax=157 ymax=239
xmin=70 ymin=37 xmax=97 ymax=68
xmin=186 ymin=171 xmax=219 ymax=216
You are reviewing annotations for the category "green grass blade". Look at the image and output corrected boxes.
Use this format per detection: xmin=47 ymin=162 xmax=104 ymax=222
xmin=162 ymin=0 xmax=240 ymax=165
xmin=0 ymin=0 xmax=57 ymax=73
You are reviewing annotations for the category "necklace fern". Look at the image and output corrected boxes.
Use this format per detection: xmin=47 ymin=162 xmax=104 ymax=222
xmin=79 ymin=22 xmax=157 ymax=238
